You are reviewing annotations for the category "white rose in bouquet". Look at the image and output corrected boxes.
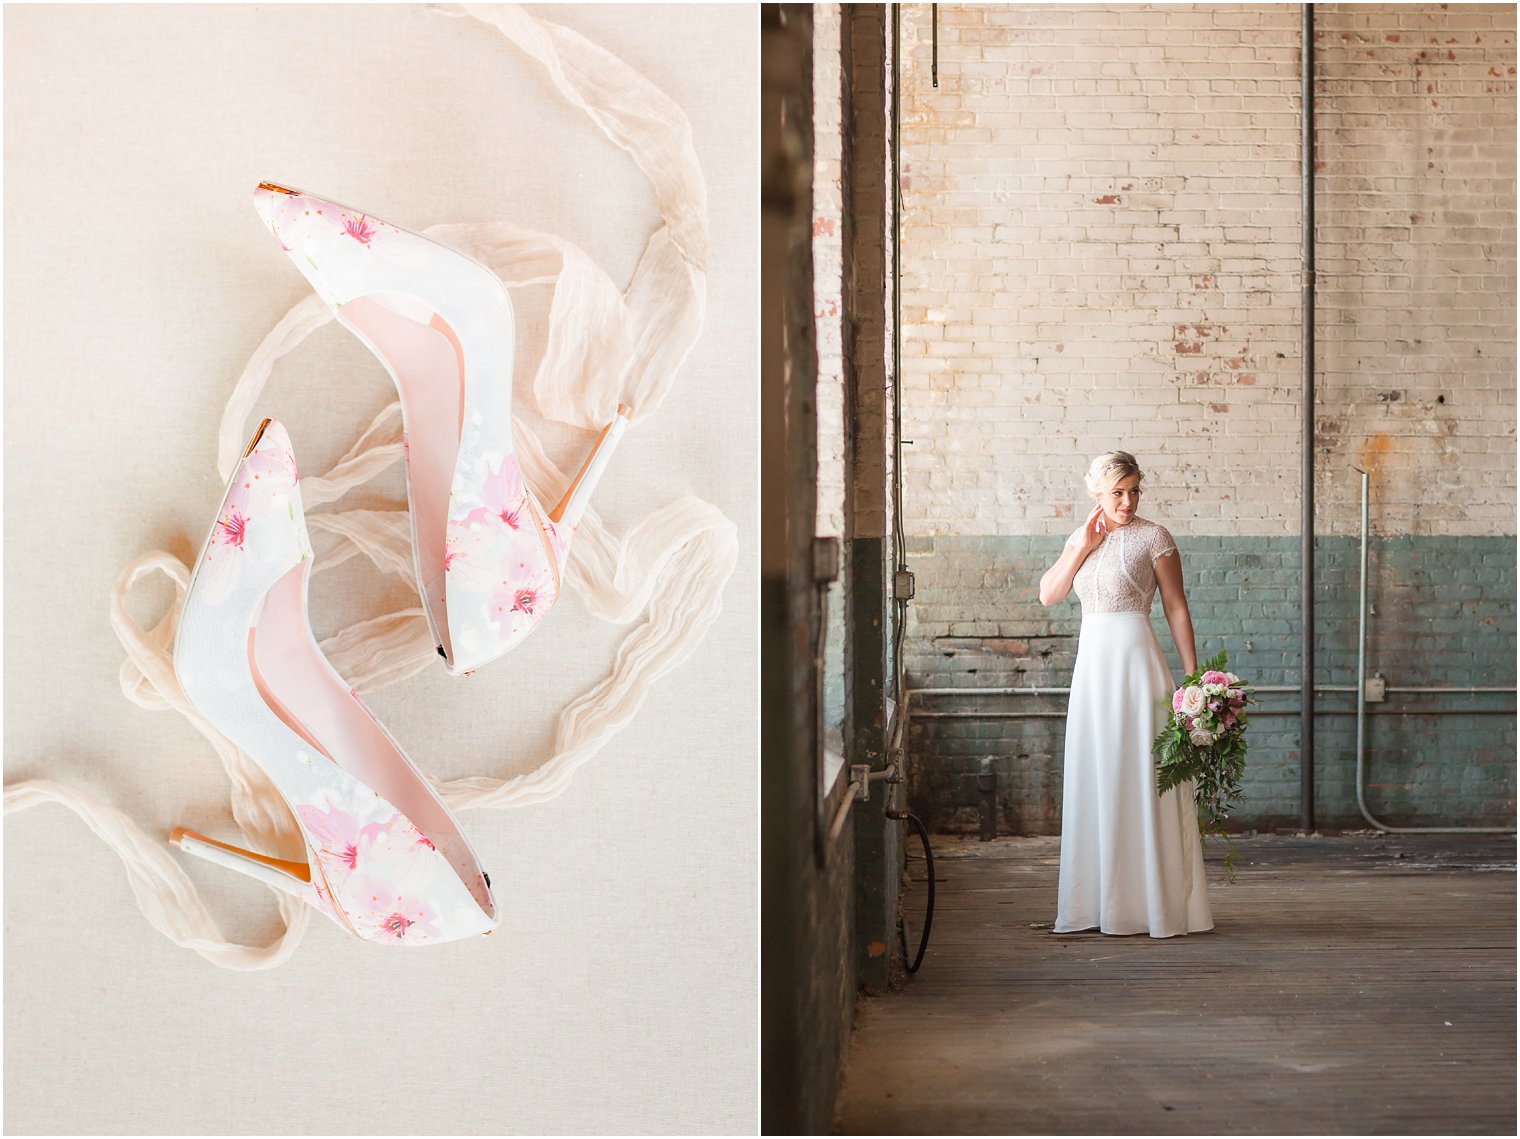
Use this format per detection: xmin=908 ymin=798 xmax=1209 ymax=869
xmin=1180 ymin=686 xmax=1206 ymax=717
xmin=1189 ymin=727 xmax=1214 ymax=747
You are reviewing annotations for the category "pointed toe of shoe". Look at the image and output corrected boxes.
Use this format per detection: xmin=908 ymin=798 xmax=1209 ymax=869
xmin=242 ymin=416 xmax=292 ymax=462
xmin=252 ymin=182 xmax=318 ymax=253
xmin=253 ymin=180 xmax=298 ymax=214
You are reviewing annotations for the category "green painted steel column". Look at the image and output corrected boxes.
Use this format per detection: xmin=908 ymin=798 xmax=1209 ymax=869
xmin=850 ymin=536 xmax=899 ymax=990
xmin=841 ymin=3 xmax=903 ymax=993
xmin=762 ymin=7 xmax=855 ymax=1132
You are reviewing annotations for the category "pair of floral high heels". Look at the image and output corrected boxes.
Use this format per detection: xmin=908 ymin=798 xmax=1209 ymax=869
xmin=169 ymin=183 xmax=630 ymax=946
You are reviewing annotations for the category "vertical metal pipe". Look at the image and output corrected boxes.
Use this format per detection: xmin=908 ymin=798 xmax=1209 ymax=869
xmin=931 ymin=4 xmax=939 ymax=88
xmin=892 ymin=5 xmax=905 ymax=583
xmin=1299 ymin=2 xmax=1316 ymax=833
xmin=889 ymin=4 xmax=911 ymax=829
xmin=1354 ymin=468 xmax=1372 ymax=827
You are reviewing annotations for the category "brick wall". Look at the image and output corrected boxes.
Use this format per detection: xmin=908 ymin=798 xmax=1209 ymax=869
xmin=906 ymin=533 xmax=1516 ymax=832
xmin=1316 ymin=4 xmax=1517 ymax=534
xmin=898 ymin=4 xmax=1517 ymax=831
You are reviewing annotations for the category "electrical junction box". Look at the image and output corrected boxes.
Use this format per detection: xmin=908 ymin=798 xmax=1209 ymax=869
xmin=894 ymin=568 xmax=916 ymax=601
xmin=1365 ymin=675 xmax=1387 ymax=702
xmin=813 ymin=536 xmax=840 ymax=584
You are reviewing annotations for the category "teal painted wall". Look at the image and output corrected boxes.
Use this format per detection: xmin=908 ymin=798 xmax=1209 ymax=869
xmin=904 ymin=534 xmax=1517 ymax=832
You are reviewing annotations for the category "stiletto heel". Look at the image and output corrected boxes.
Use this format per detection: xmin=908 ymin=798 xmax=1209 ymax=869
xmin=252 ymin=182 xmax=629 ymax=674
xmin=548 ymin=404 xmax=631 ymax=530
xmin=172 ymin=417 xmax=497 ymax=945
xmin=170 ymin=826 xmax=312 ymax=898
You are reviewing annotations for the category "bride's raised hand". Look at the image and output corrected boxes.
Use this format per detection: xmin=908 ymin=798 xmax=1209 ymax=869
xmin=1078 ymin=503 xmax=1107 ymax=555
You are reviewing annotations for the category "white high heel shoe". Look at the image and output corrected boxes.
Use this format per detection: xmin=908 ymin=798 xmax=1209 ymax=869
xmin=252 ymin=182 xmax=630 ymax=675
xmin=171 ymin=417 xmax=498 ymax=945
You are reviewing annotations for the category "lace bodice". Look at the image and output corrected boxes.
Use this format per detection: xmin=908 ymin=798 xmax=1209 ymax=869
xmin=1069 ymin=516 xmax=1178 ymax=615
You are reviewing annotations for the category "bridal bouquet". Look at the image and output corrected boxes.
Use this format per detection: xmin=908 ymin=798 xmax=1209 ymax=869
xmin=1152 ymin=651 xmax=1251 ymax=881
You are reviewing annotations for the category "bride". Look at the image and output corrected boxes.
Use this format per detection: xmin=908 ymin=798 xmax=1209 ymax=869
xmin=1038 ymin=451 xmax=1213 ymax=937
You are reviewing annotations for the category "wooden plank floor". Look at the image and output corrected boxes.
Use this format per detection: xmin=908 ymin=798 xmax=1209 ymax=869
xmin=833 ymin=833 xmax=1516 ymax=1136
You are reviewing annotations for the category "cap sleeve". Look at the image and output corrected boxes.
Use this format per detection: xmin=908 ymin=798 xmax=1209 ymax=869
xmin=1152 ymin=523 xmax=1178 ymax=561
xmin=1064 ymin=524 xmax=1087 ymax=550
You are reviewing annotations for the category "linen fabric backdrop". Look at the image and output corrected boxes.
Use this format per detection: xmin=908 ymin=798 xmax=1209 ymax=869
xmin=2 ymin=4 xmax=757 ymax=1134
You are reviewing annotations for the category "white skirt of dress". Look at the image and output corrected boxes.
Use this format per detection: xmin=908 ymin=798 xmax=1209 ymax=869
xmin=1054 ymin=611 xmax=1214 ymax=938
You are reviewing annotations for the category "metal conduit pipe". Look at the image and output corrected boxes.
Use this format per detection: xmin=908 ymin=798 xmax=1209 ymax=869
xmin=1300 ymin=1 xmax=1317 ymax=834
xmin=1349 ymin=686 xmax=1518 ymax=694
xmin=910 ymin=709 xmax=1514 ymax=720
xmin=825 ymin=707 xmax=905 ymax=847
xmin=891 ymin=1 xmax=908 ymax=659
xmin=825 ymin=777 xmax=856 ymax=843
xmin=889 ymin=12 xmax=937 ymax=974
xmin=883 ymin=4 xmax=915 ymax=837
xmin=1350 ymin=468 xmax=1517 ymax=835
xmin=906 ymin=685 xmax=1516 ymax=699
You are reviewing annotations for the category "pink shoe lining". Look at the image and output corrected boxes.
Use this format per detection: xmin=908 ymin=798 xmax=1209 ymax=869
xmin=338 ymin=294 xmax=465 ymax=659
xmin=248 ymin=562 xmax=492 ymax=914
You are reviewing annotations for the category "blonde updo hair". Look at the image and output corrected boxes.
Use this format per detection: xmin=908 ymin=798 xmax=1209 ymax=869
xmin=1083 ymin=450 xmax=1143 ymax=498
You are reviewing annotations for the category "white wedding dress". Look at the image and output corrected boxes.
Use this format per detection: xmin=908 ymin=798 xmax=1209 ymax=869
xmin=1053 ymin=515 xmax=1213 ymax=938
